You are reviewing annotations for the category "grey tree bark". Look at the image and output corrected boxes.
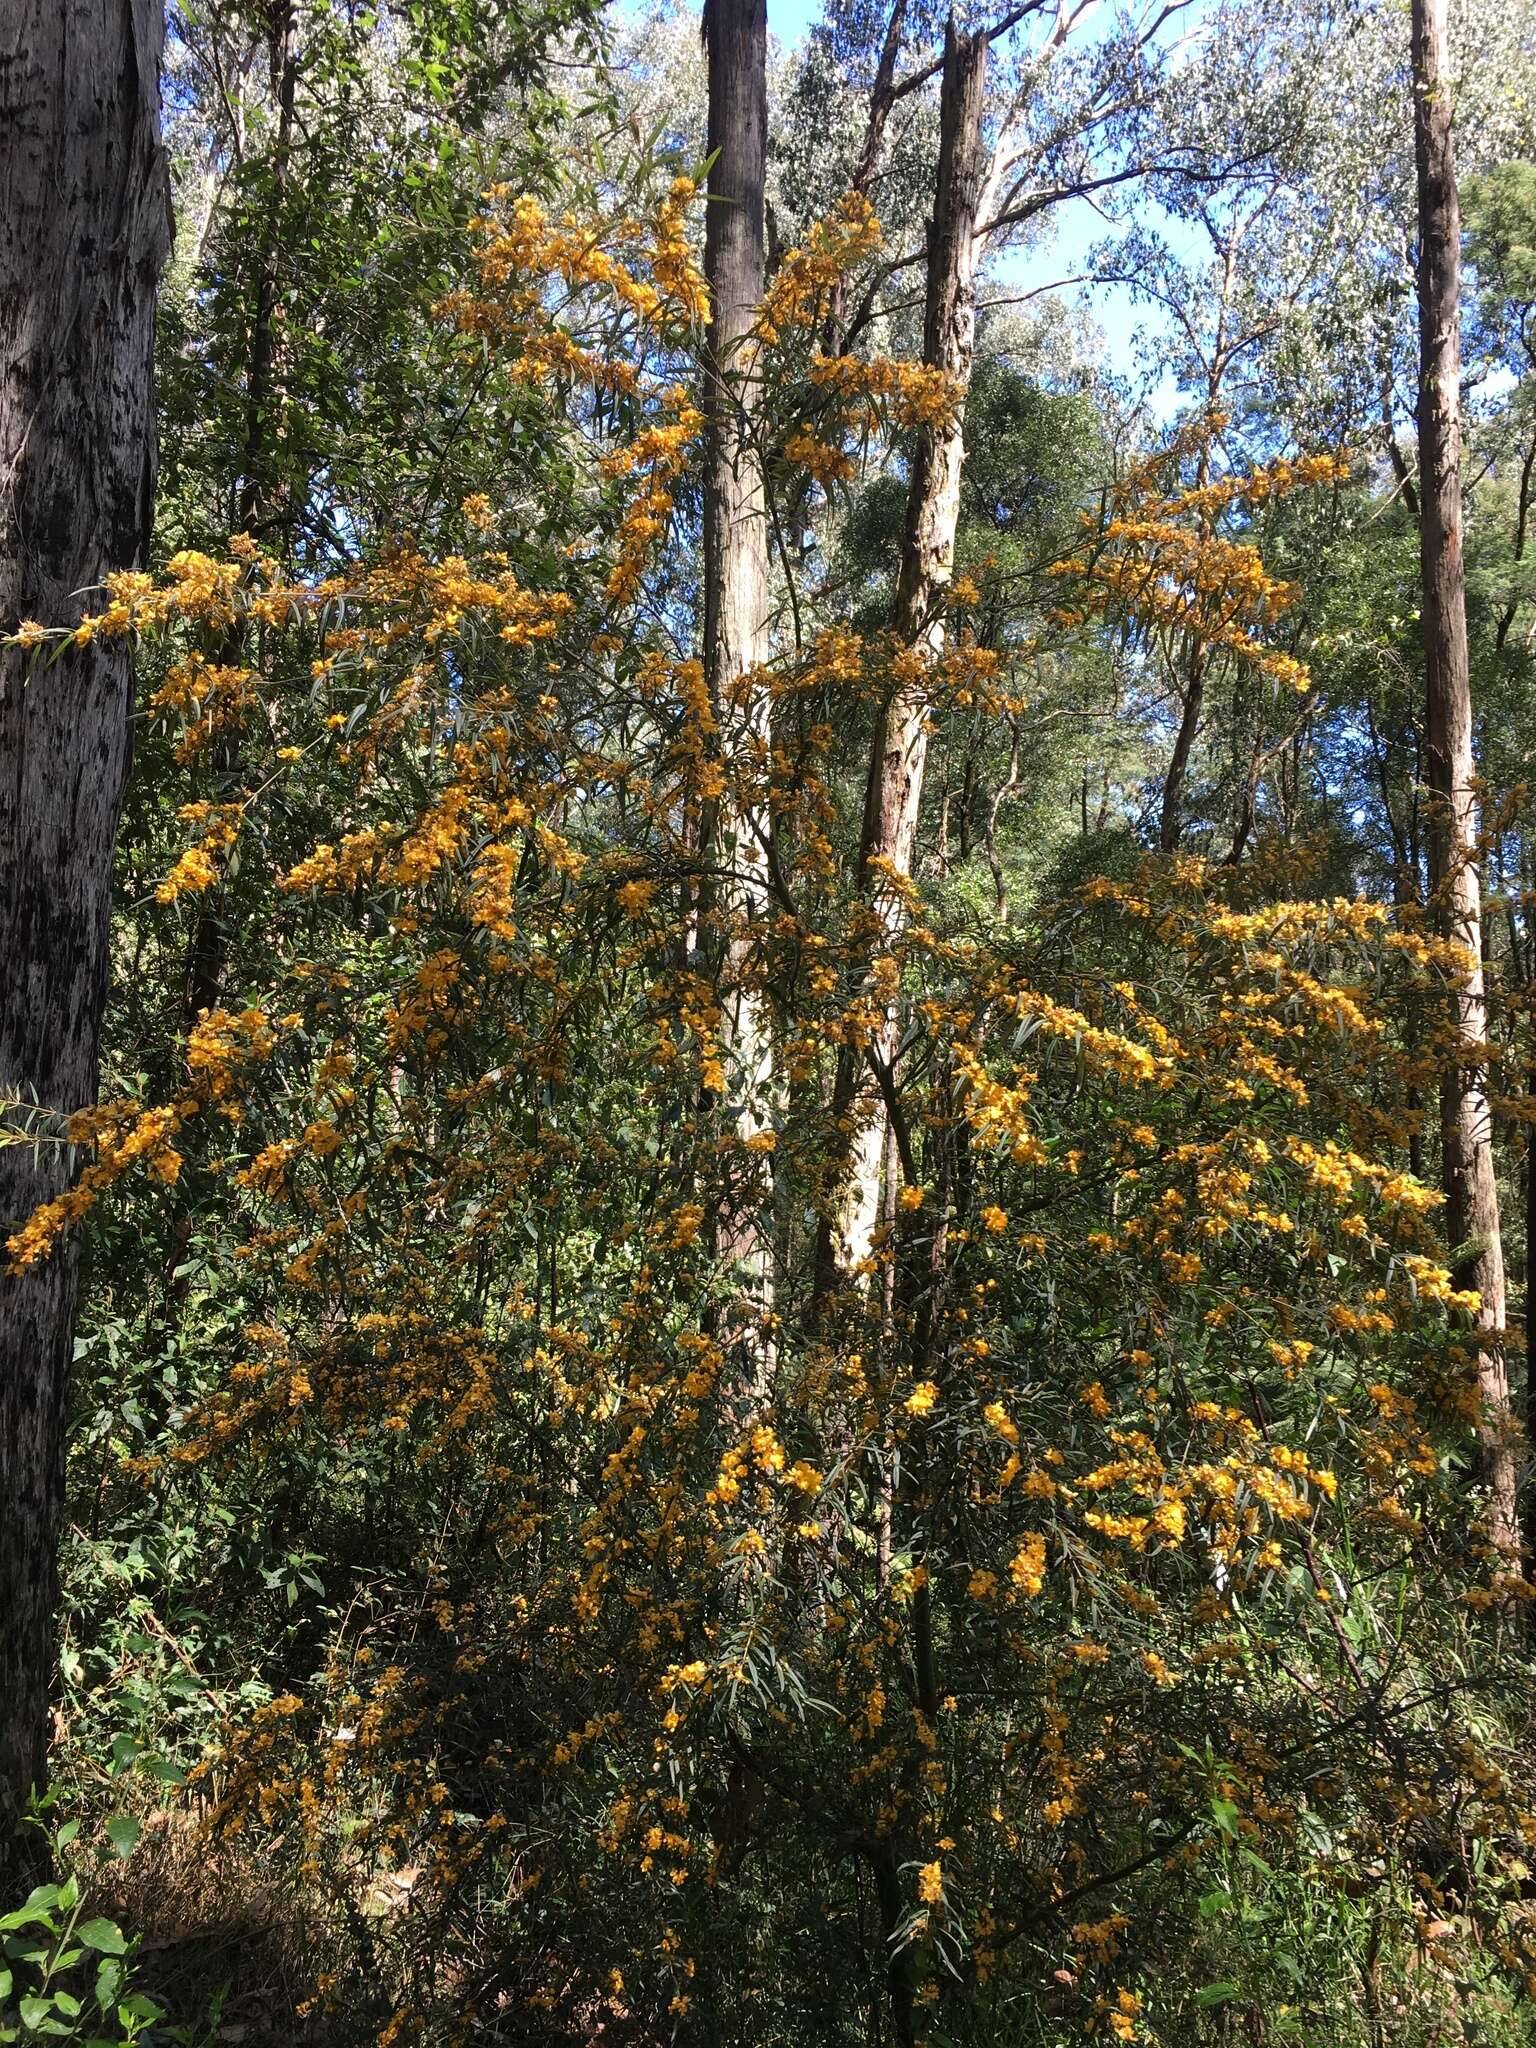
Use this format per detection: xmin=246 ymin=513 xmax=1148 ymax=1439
xmin=1411 ymin=0 xmax=1518 ymax=1552
xmin=840 ymin=20 xmax=988 ymax=1271
xmin=0 ymin=0 xmax=170 ymax=1880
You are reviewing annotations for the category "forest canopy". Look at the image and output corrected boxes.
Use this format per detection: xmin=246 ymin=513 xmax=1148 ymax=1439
xmin=2 ymin=0 xmax=1536 ymax=2043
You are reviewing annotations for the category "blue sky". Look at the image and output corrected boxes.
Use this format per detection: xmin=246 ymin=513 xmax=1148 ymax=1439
xmin=639 ymin=0 xmax=1197 ymax=411
xmin=766 ymin=0 xmax=822 ymax=39
xmin=761 ymin=0 xmax=1194 ymax=408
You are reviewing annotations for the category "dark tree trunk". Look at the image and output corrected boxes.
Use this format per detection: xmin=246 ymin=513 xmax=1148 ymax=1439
xmin=1159 ymin=640 xmax=1205 ymax=854
xmin=0 ymin=0 xmax=169 ymax=1881
xmin=1412 ymin=0 xmax=1517 ymax=1551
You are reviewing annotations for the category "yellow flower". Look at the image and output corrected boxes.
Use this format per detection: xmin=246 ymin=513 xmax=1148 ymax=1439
xmin=1009 ymin=1533 xmax=1047 ymax=1596
xmin=982 ymin=1400 xmax=1018 ymax=1444
xmin=905 ymin=1380 xmax=939 ymax=1416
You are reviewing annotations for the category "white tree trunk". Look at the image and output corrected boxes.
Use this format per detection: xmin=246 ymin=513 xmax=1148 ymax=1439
xmin=703 ymin=0 xmax=775 ymax=1357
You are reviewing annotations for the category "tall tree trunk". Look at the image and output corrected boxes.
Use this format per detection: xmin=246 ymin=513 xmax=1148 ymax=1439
xmin=1159 ymin=240 xmax=1235 ymax=857
xmin=702 ymin=0 xmax=774 ymax=1361
xmin=1412 ymin=0 xmax=1518 ymax=1553
xmin=0 ymin=0 xmax=170 ymax=1881
xmin=162 ymin=5 xmax=300 ymax=1346
xmin=183 ymin=2 xmax=297 ymax=1035
xmin=1160 ymin=629 xmax=1206 ymax=854
xmin=1527 ymin=1066 xmax=1536 ymax=1571
xmin=839 ymin=20 xmax=987 ymax=1272
xmin=821 ymin=0 xmax=909 ymax=357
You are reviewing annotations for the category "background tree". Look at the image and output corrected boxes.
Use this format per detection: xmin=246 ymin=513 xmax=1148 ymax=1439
xmin=1413 ymin=0 xmax=1516 ymax=1546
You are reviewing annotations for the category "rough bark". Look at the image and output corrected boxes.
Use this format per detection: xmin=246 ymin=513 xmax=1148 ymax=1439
xmin=0 ymin=0 xmax=170 ymax=1880
xmin=702 ymin=0 xmax=774 ymax=1352
xmin=839 ymin=21 xmax=987 ymax=1273
xmin=1412 ymin=0 xmax=1518 ymax=1552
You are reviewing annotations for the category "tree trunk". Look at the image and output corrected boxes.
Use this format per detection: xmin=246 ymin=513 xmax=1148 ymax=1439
xmin=1527 ymin=1068 xmax=1536 ymax=1571
xmin=1160 ymin=639 xmax=1206 ymax=853
xmin=0 ymin=0 xmax=170 ymax=1880
xmin=182 ymin=3 xmax=297 ymax=1039
xmin=839 ymin=20 xmax=987 ymax=1272
xmin=821 ymin=0 xmax=909 ymax=356
xmin=702 ymin=0 xmax=774 ymax=1360
xmin=1159 ymin=239 xmax=1235 ymax=857
xmin=1412 ymin=0 xmax=1518 ymax=1553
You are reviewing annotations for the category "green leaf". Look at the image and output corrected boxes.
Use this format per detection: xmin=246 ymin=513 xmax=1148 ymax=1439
xmin=0 ymin=1892 xmax=58 ymax=1934
xmin=76 ymin=1919 xmax=127 ymax=1956
xmin=105 ymin=1815 xmax=140 ymax=1860
xmin=1195 ymin=1982 xmax=1242 ymax=2006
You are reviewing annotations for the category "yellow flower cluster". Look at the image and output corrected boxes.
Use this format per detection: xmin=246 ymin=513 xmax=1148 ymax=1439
xmin=755 ymin=192 xmax=882 ymax=345
xmin=157 ymin=799 xmax=244 ymax=903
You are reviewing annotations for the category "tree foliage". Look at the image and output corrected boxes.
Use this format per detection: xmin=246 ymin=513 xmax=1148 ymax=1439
xmin=4 ymin=2 xmax=1536 ymax=2045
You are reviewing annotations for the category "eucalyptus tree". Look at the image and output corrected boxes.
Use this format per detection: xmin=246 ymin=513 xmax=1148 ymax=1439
xmin=702 ymin=0 xmax=778 ymax=1354
xmin=782 ymin=0 xmax=1230 ymax=1270
xmin=1093 ymin=1 xmax=1360 ymax=853
xmin=0 ymin=0 xmax=171 ymax=1885
xmin=1412 ymin=0 xmax=1516 ymax=1547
